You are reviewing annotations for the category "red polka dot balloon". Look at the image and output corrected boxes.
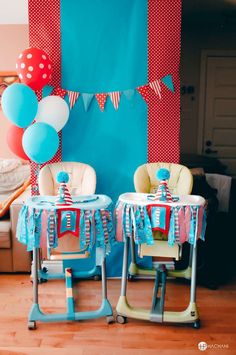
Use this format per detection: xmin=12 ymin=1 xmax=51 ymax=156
xmin=16 ymin=47 xmax=52 ymax=91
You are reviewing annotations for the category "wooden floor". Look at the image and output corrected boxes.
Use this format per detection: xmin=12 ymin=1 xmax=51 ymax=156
xmin=0 ymin=275 xmax=235 ymax=355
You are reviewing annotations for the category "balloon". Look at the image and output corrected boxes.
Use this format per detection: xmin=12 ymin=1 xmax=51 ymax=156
xmin=22 ymin=122 xmax=59 ymax=164
xmin=35 ymin=95 xmax=69 ymax=132
xmin=1 ymin=83 xmax=38 ymax=128
xmin=16 ymin=47 xmax=52 ymax=91
xmin=6 ymin=125 xmax=29 ymax=161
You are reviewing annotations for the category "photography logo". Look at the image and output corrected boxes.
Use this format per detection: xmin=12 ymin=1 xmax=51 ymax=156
xmin=198 ymin=341 xmax=229 ymax=351
xmin=198 ymin=342 xmax=208 ymax=351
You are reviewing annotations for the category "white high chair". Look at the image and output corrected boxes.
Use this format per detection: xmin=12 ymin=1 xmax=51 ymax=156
xmin=26 ymin=163 xmax=114 ymax=329
xmin=129 ymin=162 xmax=193 ymax=280
xmin=37 ymin=162 xmax=98 ymax=281
xmin=116 ymin=163 xmax=204 ymax=328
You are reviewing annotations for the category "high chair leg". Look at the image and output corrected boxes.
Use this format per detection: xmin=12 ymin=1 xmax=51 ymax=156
xmin=65 ymin=268 xmax=75 ymax=318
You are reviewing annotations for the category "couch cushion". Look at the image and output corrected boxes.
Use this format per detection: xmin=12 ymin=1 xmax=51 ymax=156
xmin=0 ymin=220 xmax=11 ymax=248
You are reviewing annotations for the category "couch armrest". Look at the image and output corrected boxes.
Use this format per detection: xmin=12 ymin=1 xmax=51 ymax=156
xmin=10 ymin=188 xmax=31 ymax=272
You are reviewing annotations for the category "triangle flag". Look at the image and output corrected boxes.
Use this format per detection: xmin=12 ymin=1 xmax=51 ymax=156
xmin=161 ymin=74 xmax=174 ymax=93
xmin=149 ymin=79 xmax=161 ymax=99
xmin=137 ymin=84 xmax=149 ymax=104
xmin=67 ymin=90 xmax=80 ymax=109
xmin=95 ymin=93 xmax=108 ymax=112
xmin=82 ymin=93 xmax=94 ymax=111
xmin=50 ymin=87 xmax=67 ymax=98
xmin=123 ymin=89 xmax=135 ymax=101
xmin=109 ymin=92 xmax=120 ymax=110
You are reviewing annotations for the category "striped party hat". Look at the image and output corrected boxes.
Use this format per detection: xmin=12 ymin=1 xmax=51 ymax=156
xmin=55 ymin=171 xmax=73 ymax=206
xmin=155 ymin=168 xmax=173 ymax=202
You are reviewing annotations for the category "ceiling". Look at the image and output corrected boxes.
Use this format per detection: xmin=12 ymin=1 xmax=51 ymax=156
xmin=0 ymin=0 xmax=236 ymax=25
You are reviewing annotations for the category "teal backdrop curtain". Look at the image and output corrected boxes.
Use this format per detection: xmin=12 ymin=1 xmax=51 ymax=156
xmin=60 ymin=0 xmax=152 ymax=275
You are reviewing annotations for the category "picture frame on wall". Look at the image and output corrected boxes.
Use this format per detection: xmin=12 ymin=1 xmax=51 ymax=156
xmin=0 ymin=72 xmax=18 ymax=108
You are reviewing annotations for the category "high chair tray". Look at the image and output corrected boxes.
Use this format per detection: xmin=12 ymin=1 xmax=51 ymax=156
xmin=119 ymin=193 xmax=205 ymax=207
xmin=25 ymin=194 xmax=112 ymax=210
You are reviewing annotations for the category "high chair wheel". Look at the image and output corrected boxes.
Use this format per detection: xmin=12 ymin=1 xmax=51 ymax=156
xmin=192 ymin=320 xmax=201 ymax=329
xmin=106 ymin=316 xmax=115 ymax=324
xmin=116 ymin=315 xmax=127 ymax=324
xmin=94 ymin=275 xmax=101 ymax=281
xmin=40 ymin=278 xmax=47 ymax=283
xmin=128 ymin=274 xmax=135 ymax=282
xmin=28 ymin=321 xmax=36 ymax=330
xmin=36 ymin=278 xmax=47 ymax=284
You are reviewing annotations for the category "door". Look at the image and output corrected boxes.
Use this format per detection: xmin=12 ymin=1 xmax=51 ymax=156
xmin=203 ymin=56 xmax=236 ymax=177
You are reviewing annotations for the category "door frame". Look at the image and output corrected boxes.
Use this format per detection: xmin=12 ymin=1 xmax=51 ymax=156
xmin=198 ymin=50 xmax=236 ymax=154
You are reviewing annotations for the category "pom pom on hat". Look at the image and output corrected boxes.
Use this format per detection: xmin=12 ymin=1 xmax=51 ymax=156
xmin=56 ymin=171 xmax=69 ymax=184
xmin=156 ymin=168 xmax=170 ymax=181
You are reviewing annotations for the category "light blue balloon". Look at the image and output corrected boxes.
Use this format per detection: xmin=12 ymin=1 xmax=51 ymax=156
xmin=22 ymin=122 xmax=59 ymax=164
xmin=1 ymin=83 xmax=38 ymax=128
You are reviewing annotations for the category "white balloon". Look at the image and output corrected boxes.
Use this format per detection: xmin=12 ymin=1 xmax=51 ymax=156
xmin=35 ymin=95 xmax=69 ymax=132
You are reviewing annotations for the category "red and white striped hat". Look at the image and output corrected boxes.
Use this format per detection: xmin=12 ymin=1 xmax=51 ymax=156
xmin=155 ymin=180 xmax=173 ymax=202
xmin=55 ymin=171 xmax=73 ymax=206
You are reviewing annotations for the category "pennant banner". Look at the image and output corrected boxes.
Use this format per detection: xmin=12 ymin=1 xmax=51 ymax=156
xmin=82 ymin=93 xmax=94 ymax=111
xmin=137 ymin=84 xmax=149 ymax=104
xmin=149 ymin=79 xmax=161 ymax=99
xmin=49 ymin=74 xmax=174 ymax=112
xmin=67 ymin=90 xmax=80 ymax=109
xmin=51 ymin=87 xmax=67 ymax=98
xmin=95 ymin=93 xmax=108 ymax=112
xmin=123 ymin=89 xmax=135 ymax=101
xmin=161 ymin=74 xmax=174 ymax=93
xmin=109 ymin=91 xmax=120 ymax=110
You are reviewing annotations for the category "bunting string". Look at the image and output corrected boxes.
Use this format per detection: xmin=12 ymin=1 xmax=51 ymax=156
xmin=51 ymin=74 xmax=174 ymax=112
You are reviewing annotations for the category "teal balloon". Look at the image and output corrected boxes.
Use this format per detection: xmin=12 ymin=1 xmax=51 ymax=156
xmin=1 ymin=83 xmax=38 ymax=128
xmin=22 ymin=122 xmax=59 ymax=164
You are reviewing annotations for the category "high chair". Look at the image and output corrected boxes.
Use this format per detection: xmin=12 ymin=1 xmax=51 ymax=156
xmin=115 ymin=163 xmax=206 ymax=328
xmin=128 ymin=162 xmax=193 ymax=280
xmin=20 ymin=167 xmax=114 ymax=329
xmin=37 ymin=162 xmax=100 ymax=282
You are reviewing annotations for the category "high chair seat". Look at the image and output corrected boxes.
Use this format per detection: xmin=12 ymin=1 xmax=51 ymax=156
xmin=134 ymin=162 xmax=193 ymax=195
xmin=133 ymin=162 xmax=193 ymax=263
xmin=140 ymin=241 xmax=180 ymax=260
xmin=39 ymin=162 xmax=96 ymax=196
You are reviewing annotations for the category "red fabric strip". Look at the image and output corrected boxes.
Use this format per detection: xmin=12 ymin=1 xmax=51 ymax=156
xmin=148 ymin=0 xmax=181 ymax=163
xmin=28 ymin=0 xmax=62 ymax=195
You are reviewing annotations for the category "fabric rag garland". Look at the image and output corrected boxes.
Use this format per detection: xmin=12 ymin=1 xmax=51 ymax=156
xmin=50 ymin=74 xmax=174 ymax=112
xmin=16 ymin=204 xmax=115 ymax=258
xmin=115 ymin=201 xmax=207 ymax=247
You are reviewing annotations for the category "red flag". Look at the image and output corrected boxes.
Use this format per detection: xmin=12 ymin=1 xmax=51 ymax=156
xmin=95 ymin=93 xmax=108 ymax=111
xmin=137 ymin=84 xmax=149 ymax=104
xmin=51 ymin=87 xmax=67 ymax=98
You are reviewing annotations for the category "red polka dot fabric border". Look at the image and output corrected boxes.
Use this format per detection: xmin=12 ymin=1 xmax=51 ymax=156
xmin=148 ymin=0 xmax=181 ymax=163
xmin=28 ymin=0 xmax=62 ymax=195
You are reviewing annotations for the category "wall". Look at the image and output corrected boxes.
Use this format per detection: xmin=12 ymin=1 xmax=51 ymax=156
xmin=180 ymin=21 xmax=236 ymax=154
xmin=1 ymin=21 xmax=236 ymax=158
xmin=0 ymin=24 xmax=28 ymax=158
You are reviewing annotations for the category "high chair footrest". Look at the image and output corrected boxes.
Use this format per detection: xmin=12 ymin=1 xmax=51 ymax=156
xmin=140 ymin=240 xmax=180 ymax=260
